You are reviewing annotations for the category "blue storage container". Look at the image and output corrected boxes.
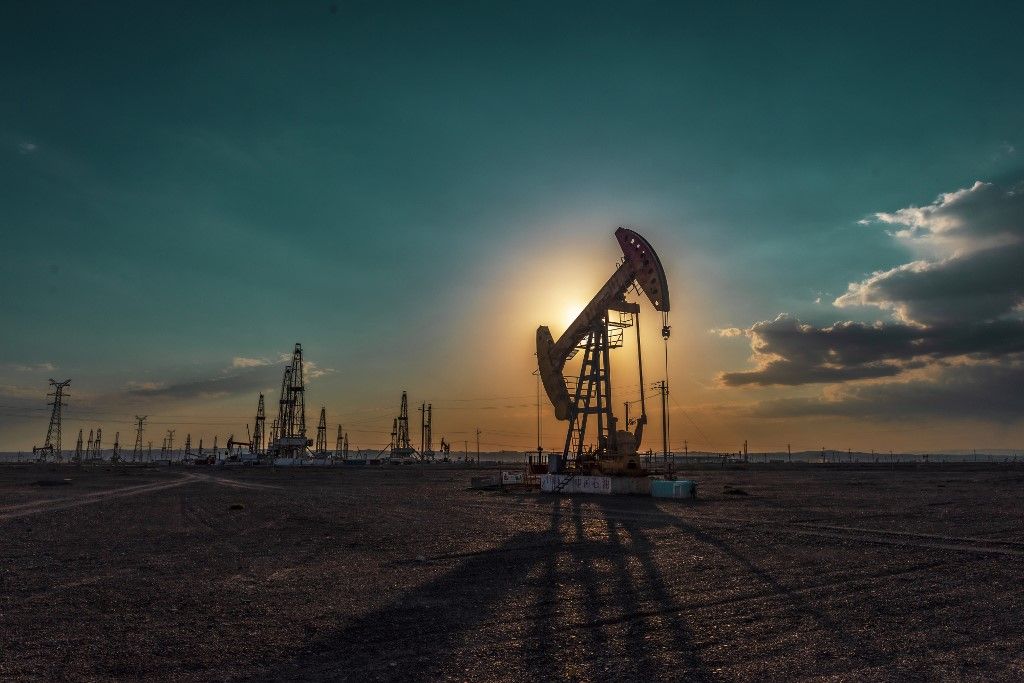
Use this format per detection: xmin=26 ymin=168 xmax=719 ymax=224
xmin=651 ymin=479 xmax=697 ymax=499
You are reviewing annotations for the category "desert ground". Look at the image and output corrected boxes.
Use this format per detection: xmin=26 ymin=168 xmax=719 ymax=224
xmin=2 ymin=463 xmax=1023 ymax=681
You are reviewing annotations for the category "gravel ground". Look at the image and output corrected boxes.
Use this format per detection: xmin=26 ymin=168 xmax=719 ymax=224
xmin=1 ymin=463 xmax=1023 ymax=681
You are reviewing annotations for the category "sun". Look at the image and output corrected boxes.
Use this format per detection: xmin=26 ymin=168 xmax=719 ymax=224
xmin=561 ymin=302 xmax=584 ymax=331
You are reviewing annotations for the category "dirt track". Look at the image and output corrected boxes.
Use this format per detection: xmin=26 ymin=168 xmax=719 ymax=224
xmin=2 ymin=464 xmax=1023 ymax=681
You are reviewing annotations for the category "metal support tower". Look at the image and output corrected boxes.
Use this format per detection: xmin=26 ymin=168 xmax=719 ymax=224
xmin=73 ymin=429 xmax=84 ymax=463
xmin=132 ymin=416 xmax=147 ymax=462
xmin=385 ymin=391 xmax=415 ymax=460
xmin=85 ymin=429 xmax=94 ymax=459
xmin=165 ymin=429 xmax=175 ymax=459
xmin=92 ymin=428 xmax=102 ymax=459
xmin=252 ymin=393 xmax=266 ymax=455
xmin=111 ymin=431 xmax=120 ymax=463
xmin=418 ymin=402 xmax=435 ymax=459
xmin=335 ymin=425 xmax=343 ymax=458
xmin=315 ymin=407 xmax=327 ymax=454
xmin=184 ymin=433 xmax=192 ymax=455
xmin=34 ymin=379 xmax=71 ymax=460
xmin=269 ymin=343 xmax=309 ymax=457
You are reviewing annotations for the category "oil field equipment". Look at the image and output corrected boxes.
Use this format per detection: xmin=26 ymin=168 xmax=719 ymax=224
xmin=267 ymin=343 xmax=313 ymax=458
xmin=536 ymin=227 xmax=670 ymax=476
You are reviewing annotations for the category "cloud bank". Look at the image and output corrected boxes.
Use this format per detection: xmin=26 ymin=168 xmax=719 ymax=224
xmin=719 ymin=179 xmax=1024 ymax=420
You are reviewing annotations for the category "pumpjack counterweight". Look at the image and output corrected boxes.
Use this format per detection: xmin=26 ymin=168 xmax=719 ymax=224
xmin=536 ymin=228 xmax=670 ymax=476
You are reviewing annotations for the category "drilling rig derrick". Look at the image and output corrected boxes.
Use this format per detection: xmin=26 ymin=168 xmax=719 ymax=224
xmin=267 ymin=343 xmax=313 ymax=458
xmin=536 ymin=228 xmax=671 ymax=476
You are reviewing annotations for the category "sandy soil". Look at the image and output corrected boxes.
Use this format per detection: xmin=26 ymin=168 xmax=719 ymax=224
xmin=1 ymin=463 xmax=1023 ymax=681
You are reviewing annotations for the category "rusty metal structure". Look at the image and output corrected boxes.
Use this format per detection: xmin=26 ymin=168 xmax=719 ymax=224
xmin=536 ymin=227 xmax=670 ymax=476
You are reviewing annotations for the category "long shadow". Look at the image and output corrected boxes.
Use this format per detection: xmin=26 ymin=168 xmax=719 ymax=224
xmin=257 ymin=495 xmax=715 ymax=681
xmin=259 ymin=499 xmax=564 ymax=681
xmin=517 ymin=495 xmax=712 ymax=680
xmin=614 ymin=491 xmax=888 ymax=671
xmin=658 ymin=502 xmax=891 ymax=670
xmin=522 ymin=499 xmax=565 ymax=679
xmin=594 ymin=497 xmax=710 ymax=680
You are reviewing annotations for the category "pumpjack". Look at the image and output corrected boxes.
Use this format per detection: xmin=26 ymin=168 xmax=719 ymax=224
xmin=536 ymin=227 xmax=670 ymax=476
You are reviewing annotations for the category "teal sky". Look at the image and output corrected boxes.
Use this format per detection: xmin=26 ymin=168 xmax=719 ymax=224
xmin=3 ymin=2 xmax=1022 ymax=452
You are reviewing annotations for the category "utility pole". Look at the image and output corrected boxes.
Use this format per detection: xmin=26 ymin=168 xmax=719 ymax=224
xmin=132 ymin=415 xmax=147 ymax=462
xmin=476 ymin=428 xmax=481 ymax=465
xmin=787 ymin=443 xmax=791 ymax=463
xmin=653 ymin=380 xmax=669 ymax=464
xmin=112 ymin=431 xmax=120 ymax=464
xmin=35 ymin=378 xmax=71 ymax=461
xmin=532 ymin=368 xmax=544 ymax=466
xmin=166 ymin=429 xmax=175 ymax=459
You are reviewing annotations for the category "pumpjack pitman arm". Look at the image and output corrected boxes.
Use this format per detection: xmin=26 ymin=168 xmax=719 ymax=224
xmin=536 ymin=227 xmax=670 ymax=421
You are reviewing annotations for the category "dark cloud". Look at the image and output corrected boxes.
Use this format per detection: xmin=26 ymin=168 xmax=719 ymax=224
xmin=837 ymin=180 xmax=1024 ymax=326
xmin=124 ymin=353 xmax=332 ymax=401
xmin=126 ymin=365 xmax=277 ymax=400
xmin=720 ymin=179 xmax=1024 ymax=388
xmin=835 ymin=242 xmax=1024 ymax=326
xmin=720 ymin=315 xmax=1024 ymax=386
xmin=747 ymin=361 xmax=1024 ymax=423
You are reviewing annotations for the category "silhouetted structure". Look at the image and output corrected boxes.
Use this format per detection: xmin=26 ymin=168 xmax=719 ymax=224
xmin=91 ymin=427 xmax=102 ymax=459
xmin=252 ymin=393 xmax=266 ymax=455
xmin=386 ymin=391 xmax=415 ymax=460
xmin=132 ymin=415 xmax=147 ymax=462
xmin=419 ymin=402 xmax=435 ymax=460
xmin=536 ymin=228 xmax=670 ymax=477
xmin=34 ymin=379 xmax=71 ymax=461
xmin=315 ymin=407 xmax=327 ymax=454
xmin=73 ymin=429 xmax=84 ymax=464
xmin=268 ymin=344 xmax=311 ymax=457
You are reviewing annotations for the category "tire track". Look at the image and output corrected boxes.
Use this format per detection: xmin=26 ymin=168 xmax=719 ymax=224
xmin=455 ymin=496 xmax=1024 ymax=558
xmin=0 ymin=474 xmax=201 ymax=521
xmin=0 ymin=472 xmax=283 ymax=521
